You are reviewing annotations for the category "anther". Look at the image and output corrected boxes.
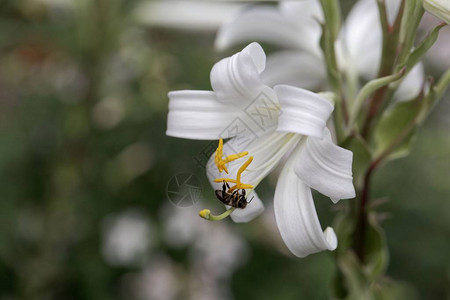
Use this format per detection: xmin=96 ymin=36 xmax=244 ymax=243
xmin=214 ymin=138 xmax=249 ymax=173
xmin=214 ymin=156 xmax=254 ymax=191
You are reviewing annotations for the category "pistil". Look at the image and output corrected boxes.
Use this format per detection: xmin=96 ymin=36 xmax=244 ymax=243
xmin=199 ymin=207 xmax=236 ymax=221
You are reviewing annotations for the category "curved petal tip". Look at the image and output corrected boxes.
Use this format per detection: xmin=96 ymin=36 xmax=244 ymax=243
xmin=210 ymin=42 xmax=268 ymax=107
xmin=295 ymin=128 xmax=355 ymax=202
xmin=324 ymin=227 xmax=338 ymax=250
xmin=274 ymin=85 xmax=334 ymax=138
xmin=274 ymin=145 xmax=339 ymax=258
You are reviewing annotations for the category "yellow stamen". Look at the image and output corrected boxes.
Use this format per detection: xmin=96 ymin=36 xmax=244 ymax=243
xmin=199 ymin=207 xmax=236 ymax=221
xmin=219 ymin=163 xmax=228 ymax=174
xmin=228 ymin=184 xmax=253 ymax=192
xmin=236 ymin=156 xmax=253 ymax=184
xmin=214 ymin=139 xmax=223 ymax=168
xmin=214 ymin=139 xmax=249 ymax=173
xmin=214 ymin=178 xmax=236 ymax=183
xmin=214 ymin=156 xmax=254 ymax=191
xmin=223 ymin=152 xmax=248 ymax=163
xmin=213 ymin=178 xmax=253 ymax=191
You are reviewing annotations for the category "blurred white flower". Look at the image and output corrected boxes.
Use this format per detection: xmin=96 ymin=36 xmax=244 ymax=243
xmin=129 ymin=254 xmax=180 ymax=300
xmin=161 ymin=202 xmax=248 ymax=275
xmin=101 ymin=209 xmax=153 ymax=267
xmin=167 ymin=43 xmax=355 ymax=257
xmin=161 ymin=202 xmax=248 ymax=299
xmin=216 ymin=0 xmax=424 ymax=101
xmin=188 ymin=267 xmax=233 ymax=300
xmin=191 ymin=218 xmax=248 ymax=279
xmin=134 ymin=1 xmax=245 ymax=31
xmin=160 ymin=202 xmax=204 ymax=248
xmin=92 ymin=96 xmax=125 ymax=129
xmin=423 ymin=0 xmax=450 ymax=24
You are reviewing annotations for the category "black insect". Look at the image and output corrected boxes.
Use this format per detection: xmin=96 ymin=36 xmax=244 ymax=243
xmin=215 ymin=182 xmax=254 ymax=209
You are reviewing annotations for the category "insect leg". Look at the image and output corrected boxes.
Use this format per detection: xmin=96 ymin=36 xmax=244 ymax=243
xmin=222 ymin=181 xmax=227 ymax=198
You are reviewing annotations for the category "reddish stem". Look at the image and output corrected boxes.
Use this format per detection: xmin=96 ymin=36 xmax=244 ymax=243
xmin=355 ymin=160 xmax=377 ymax=262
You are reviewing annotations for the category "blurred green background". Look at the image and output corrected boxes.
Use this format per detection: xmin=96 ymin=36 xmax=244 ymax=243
xmin=0 ymin=1 xmax=449 ymax=299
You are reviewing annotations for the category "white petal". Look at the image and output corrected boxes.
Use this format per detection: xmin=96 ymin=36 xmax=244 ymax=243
xmin=261 ymin=51 xmax=326 ymax=89
xmin=167 ymin=90 xmax=243 ymax=140
xmin=207 ymin=132 xmax=301 ymax=222
xmin=343 ymin=0 xmax=382 ymax=79
xmin=167 ymin=89 xmax=279 ymax=140
xmin=394 ymin=63 xmax=425 ymax=102
xmin=278 ymin=1 xmax=324 ymax=55
xmin=274 ymin=85 xmax=334 ymax=138
xmin=210 ymin=43 xmax=281 ymax=131
xmin=294 ymin=128 xmax=355 ymax=202
xmin=210 ymin=43 xmax=276 ymax=108
xmin=215 ymin=1 xmax=323 ymax=55
xmin=215 ymin=5 xmax=305 ymax=51
xmin=274 ymin=143 xmax=338 ymax=258
xmin=343 ymin=0 xmax=402 ymax=79
xmin=424 ymin=0 xmax=450 ymax=24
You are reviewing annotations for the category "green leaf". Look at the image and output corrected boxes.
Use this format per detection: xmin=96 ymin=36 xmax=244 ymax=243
xmin=341 ymin=136 xmax=372 ymax=188
xmin=332 ymin=264 xmax=349 ymax=300
xmin=399 ymin=0 xmax=424 ymax=55
xmin=435 ymin=68 xmax=450 ymax=102
xmin=364 ymin=213 xmax=389 ymax=282
xmin=337 ymin=249 xmax=416 ymax=300
xmin=338 ymin=252 xmax=374 ymax=300
xmin=404 ymin=24 xmax=446 ymax=72
xmin=372 ymin=278 xmax=420 ymax=300
xmin=374 ymin=98 xmax=421 ymax=161
xmin=349 ymin=69 xmax=406 ymax=127
xmin=333 ymin=211 xmax=356 ymax=255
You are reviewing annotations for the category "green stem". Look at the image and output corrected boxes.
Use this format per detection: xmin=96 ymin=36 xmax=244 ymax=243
xmin=355 ymin=162 xmax=375 ymax=263
xmin=435 ymin=68 xmax=450 ymax=100
xmin=319 ymin=0 xmax=349 ymax=143
xmin=361 ymin=0 xmax=405 ymax=139
xmin=356 ymin=97 xmax=425 ymax=262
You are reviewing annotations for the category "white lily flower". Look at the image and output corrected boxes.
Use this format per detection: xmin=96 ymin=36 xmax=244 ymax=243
xmin=423 ymin=0 xmax=450 ymax=24
xmin=216 ymin=0 xmax=424 ymax=101
xmin=167 ymin=43 xmax=355 ymax=257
